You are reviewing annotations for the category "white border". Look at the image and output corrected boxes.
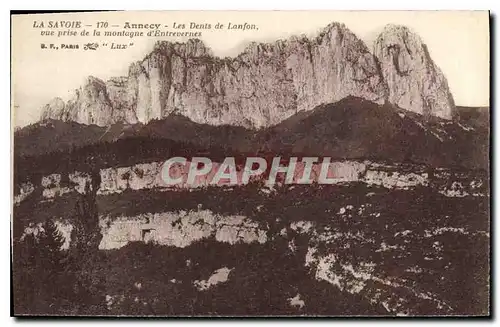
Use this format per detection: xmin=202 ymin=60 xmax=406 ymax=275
xmin=3 ymin=1 xmax=497 ymax=326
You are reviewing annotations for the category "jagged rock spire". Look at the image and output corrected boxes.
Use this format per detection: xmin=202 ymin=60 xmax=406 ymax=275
xmin=373 ymin=24 xmax=456 ymax=119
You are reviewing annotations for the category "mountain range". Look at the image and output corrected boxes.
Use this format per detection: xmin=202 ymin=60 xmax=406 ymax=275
xmin=38 ymin=23 xmax=456 ymax=128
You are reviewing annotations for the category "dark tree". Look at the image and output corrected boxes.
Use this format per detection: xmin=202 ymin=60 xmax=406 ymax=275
xmin=13 ymin=220 xmax=67 ymax=314
xmin=67 ymin=169 xmax=107 ymax=315
xmin=38 ymin=219 xmax=66 ymax=269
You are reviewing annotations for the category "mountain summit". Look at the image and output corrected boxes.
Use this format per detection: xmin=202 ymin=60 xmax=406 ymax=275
xmin=40 ymin=23 xmax=456 ymax=128
xmin=373 ymin=25 xmax=456 ymax=119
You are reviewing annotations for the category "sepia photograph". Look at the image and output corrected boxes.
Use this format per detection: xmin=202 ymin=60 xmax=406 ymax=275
xmin=10 ymin=10 xmax=490 ymax=317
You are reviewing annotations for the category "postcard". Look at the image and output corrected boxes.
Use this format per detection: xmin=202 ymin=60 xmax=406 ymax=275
xmin=11 ymin=10 xmax=490 ymax=317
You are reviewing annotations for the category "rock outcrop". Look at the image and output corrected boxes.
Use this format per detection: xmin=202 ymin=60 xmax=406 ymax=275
xmin=13 ymin=160 xmax=488 ymax=206
xmin=40 ymin=76 xmax=138 ymax=126
xmin=40 ymin=22 xmax=456 ymax=128
xmin=373 ymin=25 xmax=456 ymax=119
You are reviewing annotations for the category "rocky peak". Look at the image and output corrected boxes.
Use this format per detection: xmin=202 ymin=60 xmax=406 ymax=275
xmin=77 ymin=76 xmax=108 ymax=101
xmin=151 ymin=39 xmax=212 ymax=58
xmin=40 ymin=75 xmax=136 ymax=126
xmin=40 ymin=97 xmax=66 ymax=121
xmin=316 ymin=22 xmax=363 ymax=47
xmin=373 ymin=24 xmax=456 ymax=119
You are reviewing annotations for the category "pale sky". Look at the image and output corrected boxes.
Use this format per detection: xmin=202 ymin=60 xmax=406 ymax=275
xmin=12 ymin=11 xmax=490 ymax=127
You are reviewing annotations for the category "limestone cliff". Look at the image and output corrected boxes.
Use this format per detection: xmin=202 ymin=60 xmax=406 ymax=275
xmin=40 ymin=22 xmax=456 ymax=127
xmin=40 ymin=76 xmax=138 ymax=126
xmin=373 ymin=25 xmax=456 ymax=119
xmin=13 ymin=160 xmax=487 ymax=207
